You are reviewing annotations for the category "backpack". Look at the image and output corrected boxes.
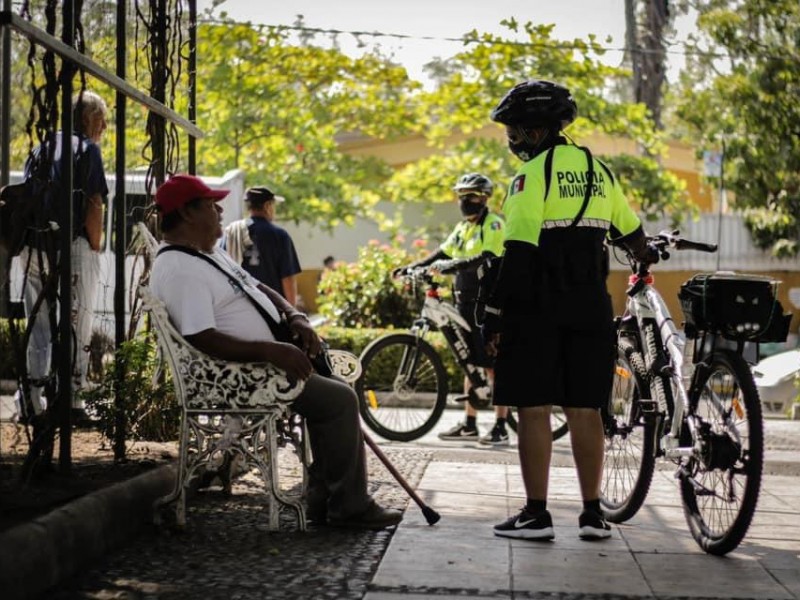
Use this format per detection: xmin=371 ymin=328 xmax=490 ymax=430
xmin=0 ymin=134 xmax=89 ymax=258
xmin=0 ymin=162 xmax=58 ymax=258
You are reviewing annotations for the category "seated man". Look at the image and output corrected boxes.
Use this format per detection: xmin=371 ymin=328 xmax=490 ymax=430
xmin=150 ymin=174 xmax=402 ymax=530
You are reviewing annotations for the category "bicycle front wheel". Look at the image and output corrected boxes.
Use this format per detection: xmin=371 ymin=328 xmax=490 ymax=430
xmin=600 ymin=343 xmax=656 ymax=523
xmin=679 ymin=349 xmax=763 ymax=555
xmin=506 ymin=407 xmax=569 ymax=441
xmin=356 ymin=333 xmax=448 ymax=442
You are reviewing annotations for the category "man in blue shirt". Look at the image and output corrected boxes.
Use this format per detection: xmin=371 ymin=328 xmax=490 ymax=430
xmin=17 ymin=90 xmax=108 ymax=421
xmin=223 ymin=187 xmax=302 ymax=306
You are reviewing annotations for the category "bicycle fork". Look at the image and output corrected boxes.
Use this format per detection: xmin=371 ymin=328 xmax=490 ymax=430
xmin=396 ymin=320 xmax=433 ymax=388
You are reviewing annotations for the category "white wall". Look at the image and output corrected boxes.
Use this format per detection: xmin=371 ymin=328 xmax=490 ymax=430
xmin=276 ymin=200 xmax=463 ymax=269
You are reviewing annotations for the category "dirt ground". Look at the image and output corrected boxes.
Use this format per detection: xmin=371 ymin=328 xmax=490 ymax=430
xmin=0 ymin=422 xmax=176 ymax=533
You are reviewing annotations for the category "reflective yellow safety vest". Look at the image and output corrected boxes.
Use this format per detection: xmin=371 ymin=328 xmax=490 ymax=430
xmin=440 ymin=211 xmax=505 ymax=259
xmin=503 ymin=144 xmax=641 ymax=246
xmin=440 ymin=210 xmax=505 ymax=299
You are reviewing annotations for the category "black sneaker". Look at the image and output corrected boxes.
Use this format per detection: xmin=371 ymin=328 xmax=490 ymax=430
xmin=578 ymin=510 xmax=612 ymax=540
xmin=479 ymin=425 xmax=509 ymax=446
xmin=493 ymin=508 xmax=554 ymax=540
xmin=438 ymin=422 xmax=479 ymax=441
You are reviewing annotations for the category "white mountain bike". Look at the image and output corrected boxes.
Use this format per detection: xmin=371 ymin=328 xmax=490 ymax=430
xmin=355 ymin=267 xmax=568 ymax=442
xmin=601 ymin=231 xmax=791 ymax=555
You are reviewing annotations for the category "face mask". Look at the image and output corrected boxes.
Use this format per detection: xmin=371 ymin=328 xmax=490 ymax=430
xmin=508 ymin=139 xmax=535 ymax=162
xmin=459 ymin=198 xmax=485 ymax=218
xmin=507 ymin=127 xmax=552 ymax=162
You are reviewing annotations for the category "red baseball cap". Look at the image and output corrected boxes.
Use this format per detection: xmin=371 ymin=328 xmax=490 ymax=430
xmin=155 ymin=174 xmax=230 ymax=215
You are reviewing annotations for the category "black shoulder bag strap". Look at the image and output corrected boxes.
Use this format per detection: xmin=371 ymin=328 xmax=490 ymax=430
xmin=157 ymin=245 xmax=291 ymax=341
xmin=541 ymin=145 xmax=594 ymax=229
xmin=567 ymin=147 xmax=595 ymax=229
xmin=542 ymin=146 xmax=556 ymax=200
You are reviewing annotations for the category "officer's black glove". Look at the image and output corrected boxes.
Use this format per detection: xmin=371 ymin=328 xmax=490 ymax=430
xmin=474 ymin=303 xmax=486 ymax=326
xmin=392 ymin=266 xmax=409 ymax=279
xmin=636 ymin=243 xmax=660 ymax=265
xmin=429 ymin=259 xmax=460 ymax=275
xmin=480 ymin=305 xmax=503 ymax=341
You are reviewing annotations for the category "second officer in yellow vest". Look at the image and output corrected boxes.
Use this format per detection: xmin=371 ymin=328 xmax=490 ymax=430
xmin=481 ymin=80 xmax=655 ymax=541
xmin=394 ymin=173 xmax=509 ymax=444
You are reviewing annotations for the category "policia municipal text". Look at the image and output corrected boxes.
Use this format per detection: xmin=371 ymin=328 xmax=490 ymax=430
xmin=481 ymin=80 xmax=656 ymax=540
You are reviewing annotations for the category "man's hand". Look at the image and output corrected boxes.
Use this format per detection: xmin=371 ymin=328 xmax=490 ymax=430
xmin=263 ymin=341 xmax=313 ymax=381
xmin=288 ymin=316 xmax=322 ymax=359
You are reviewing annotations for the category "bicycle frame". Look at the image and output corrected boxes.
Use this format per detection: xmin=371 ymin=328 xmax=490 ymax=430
xmin=624 ymin=273 xmax=701 ymax=460
xmin=411 ymin=280 xmax=492 ymax=403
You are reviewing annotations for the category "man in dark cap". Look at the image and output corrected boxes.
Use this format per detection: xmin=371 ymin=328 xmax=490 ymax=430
xmin=222 ymin=186 xmax=301 ymax=306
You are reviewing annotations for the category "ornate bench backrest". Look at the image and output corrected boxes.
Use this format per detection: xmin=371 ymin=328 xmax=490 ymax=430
xmin=134 ymin=222 xmax=358 ymax=408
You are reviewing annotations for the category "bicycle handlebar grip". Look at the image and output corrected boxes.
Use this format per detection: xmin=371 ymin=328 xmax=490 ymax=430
xmin=675 ymin=239 xmax=718 ymax=253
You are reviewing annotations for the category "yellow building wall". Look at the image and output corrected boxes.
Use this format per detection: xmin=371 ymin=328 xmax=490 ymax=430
xmin=339 ymin=128 xmax=716 ymax=212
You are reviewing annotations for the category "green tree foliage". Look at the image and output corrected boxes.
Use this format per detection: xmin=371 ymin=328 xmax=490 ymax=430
xmin=601 ymin=154 xmax=694 ymax=223
xmin=194 ymin=19 xmax=419 ymax=227
xmin=383 ymin=20 xmax=692 ymax=222
xmin=674 ymin=0 xmax=800 ymax=256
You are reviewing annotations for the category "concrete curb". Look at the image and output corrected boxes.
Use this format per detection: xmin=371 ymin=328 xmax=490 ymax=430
xmin=0 ymin=464 xmax=176 ymax=600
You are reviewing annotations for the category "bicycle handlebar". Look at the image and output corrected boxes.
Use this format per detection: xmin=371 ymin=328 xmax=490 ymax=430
xmin=398 ymin=266 xmax=437 ymax=286
xmin=648 ymin=230 xmax=718 ymax=254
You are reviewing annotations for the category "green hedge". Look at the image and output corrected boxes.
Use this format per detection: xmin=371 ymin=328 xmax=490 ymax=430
xmin=320 ymin=325 xmax=462 ymax=392
xmin=0 ymin=320 xmax=467 ymax=395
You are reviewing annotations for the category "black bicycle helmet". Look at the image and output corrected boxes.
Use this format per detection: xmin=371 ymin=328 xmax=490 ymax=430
xmin=453 ymin=172 xmax=494 ymax=196
xmin=490 ymin=80 xmax=577 ymax=129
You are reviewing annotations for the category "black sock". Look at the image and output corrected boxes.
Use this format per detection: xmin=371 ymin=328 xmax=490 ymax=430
xmin=583 ymin=499 xmax=601 ymax=514
xmin=526 ymin=499 xmax=547 ymax=514
xmin=465 ymin=416 xmax=477 ymax=430
xmin=495 ymin=417 xmax=507 ymax=430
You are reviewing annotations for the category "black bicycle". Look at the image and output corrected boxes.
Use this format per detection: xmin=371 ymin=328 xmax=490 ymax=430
xmin=355 ymin=267 xmax=569 ymax=442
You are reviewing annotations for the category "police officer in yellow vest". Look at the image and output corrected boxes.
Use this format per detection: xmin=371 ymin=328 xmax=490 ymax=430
xmin=482 ymin=80 xmax=655 ymax=541
xmin=394 ymin=173 xmax=510 ymax=444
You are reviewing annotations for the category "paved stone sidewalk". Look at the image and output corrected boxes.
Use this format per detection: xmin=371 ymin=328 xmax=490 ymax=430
xmin=366 ymin=461 xmax=800 ymax=599
xmin=47 ymin=448 xmax=430 ymax=600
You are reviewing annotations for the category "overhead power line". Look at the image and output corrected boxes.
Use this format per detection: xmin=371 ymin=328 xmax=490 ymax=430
xmin=198 ymin=16 xmax=726 ymax=59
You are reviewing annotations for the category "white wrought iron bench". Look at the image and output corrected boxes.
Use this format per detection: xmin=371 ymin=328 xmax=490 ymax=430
xmin=133 ymin=223 xmax=361 ymax=532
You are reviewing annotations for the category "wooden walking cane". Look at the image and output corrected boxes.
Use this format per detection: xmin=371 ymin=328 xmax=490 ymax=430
xmin=362 ymin=429 xmax=441 ymax=525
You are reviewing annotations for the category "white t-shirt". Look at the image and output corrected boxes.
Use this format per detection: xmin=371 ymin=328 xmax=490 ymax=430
xmin=150 ymin=244 xmax=280 ymax=342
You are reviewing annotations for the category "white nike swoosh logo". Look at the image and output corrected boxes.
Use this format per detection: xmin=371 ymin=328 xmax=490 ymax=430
xmin=515 ymin=519 xmax=536 ymax=528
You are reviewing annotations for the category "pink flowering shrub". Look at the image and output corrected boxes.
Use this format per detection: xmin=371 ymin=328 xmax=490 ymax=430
xmin=317 ymin=237 xmax=431 ymax=328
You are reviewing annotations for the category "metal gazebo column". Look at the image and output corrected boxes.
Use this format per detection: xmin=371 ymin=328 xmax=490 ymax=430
xmin=58 ymin=0 xmax=76 ymax=470
xmin=113 ymin=0 xmax=128 ymax=460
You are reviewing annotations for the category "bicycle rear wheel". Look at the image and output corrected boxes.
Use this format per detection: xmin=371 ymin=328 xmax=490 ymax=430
xmin=679 ymin=349 xmax=763 ymax=555
xmin=356 ymin=333 xmax=448 ymax=442
xmin=600 ymin=343 xmax=656 ymax=523
xmin=506 ymin=407 xmax=569 ymax=441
